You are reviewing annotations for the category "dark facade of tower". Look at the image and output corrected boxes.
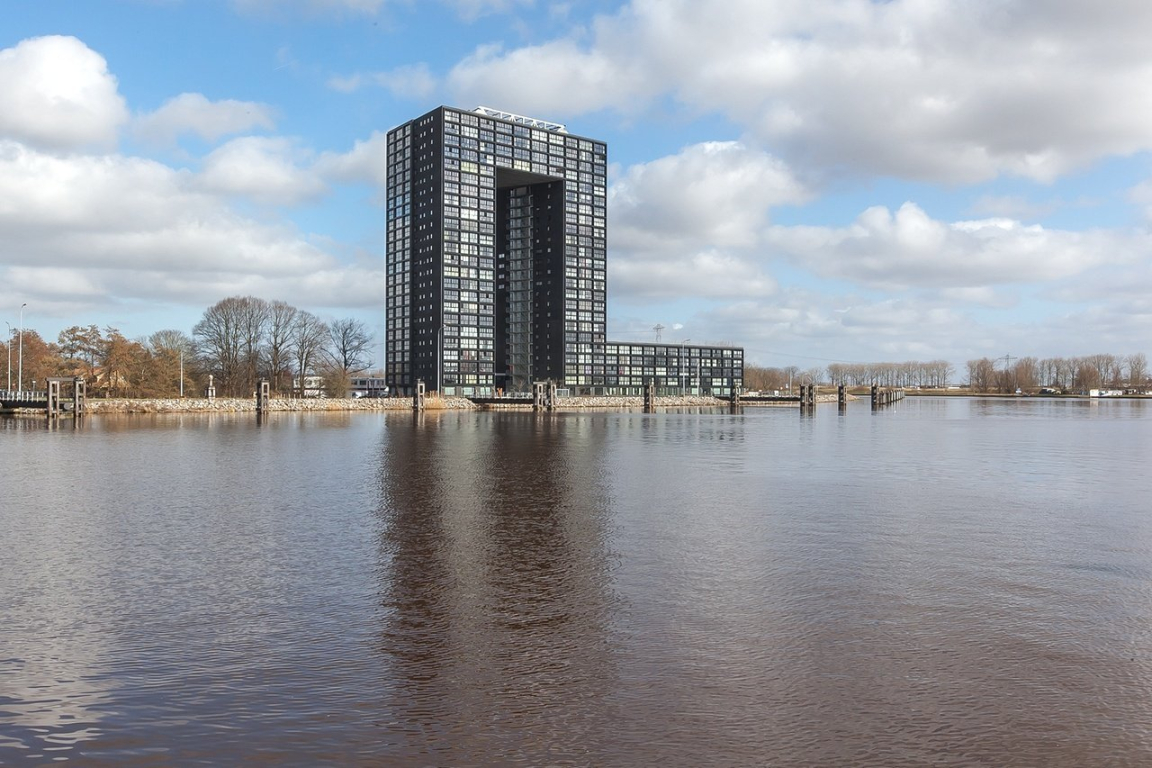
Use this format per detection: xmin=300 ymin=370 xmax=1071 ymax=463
xmin=386 ymin=105 xmax=743 ymax=398
xmin=386 ymin=106 xmax=606 ymax=397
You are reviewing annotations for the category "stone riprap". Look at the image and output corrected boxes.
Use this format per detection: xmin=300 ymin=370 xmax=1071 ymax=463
xmin=83 ymin=397 xmax=475 ymax=413
xmin=79 ymin=393 xmax=848 ymax=414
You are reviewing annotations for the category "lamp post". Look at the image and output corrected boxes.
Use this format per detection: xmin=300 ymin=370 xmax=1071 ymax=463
xmin=5 ymin=321 xmax=11 ymax=392
xmin=18 ymin=303 xmax=26 ymax=392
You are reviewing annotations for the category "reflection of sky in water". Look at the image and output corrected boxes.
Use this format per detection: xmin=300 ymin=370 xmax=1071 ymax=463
xmin=1 ymin=653 xmax=109 ymax=755
xmin=3 ymin=441 xmax=115 ymax=759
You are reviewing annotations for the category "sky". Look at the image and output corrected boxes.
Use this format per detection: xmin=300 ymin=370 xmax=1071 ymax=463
xmin=4 ymin=0 xmax=1152 ymax=375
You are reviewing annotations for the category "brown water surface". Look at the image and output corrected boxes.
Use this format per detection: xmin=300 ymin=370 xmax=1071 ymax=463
xmin=2 ymin=398 xmax=1152 ymax=765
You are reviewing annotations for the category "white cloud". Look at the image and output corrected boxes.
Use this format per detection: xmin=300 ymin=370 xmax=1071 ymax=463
xmin=0 ymin=36 xmax=128 ymax=151
xmin=611 ymin=248 xmax=778 ymax=300
xmin=612 ymin=141 xmax=808 ymax=251
xmin=0 ymin=140 xmax=379 ymax=313
xmin=195 ymin=136 xmax=327 ymax=205
xmin=765 ymin=202 xmax=1147 ymax=290
xmin=135 ymin=93 xmax=277 ymax=144
xmin=449 ymin=40 xmax=649 ymax=118
xmin=607 ymin=142 xmax=804 ymax=300
xmin=328 ymin=64 xmax=436 ymax=98
xmin=447 ymin=0 xmax=1152 ymax=183
xmin=314 ymin=131 xmax=389 ymax=187
xmin=660 ymin=290 xmax=972 ymax=366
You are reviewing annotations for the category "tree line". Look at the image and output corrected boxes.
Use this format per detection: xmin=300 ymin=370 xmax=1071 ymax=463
xmin=1 ymin=296 xmax=375 ymax=398
xmin=744 ymin=360 xmax=955 ymax=391
xmin=966 ymin=353 xmax=1149 ymax=393
xmin=745 ymin=353 xmax=1150 ymax=393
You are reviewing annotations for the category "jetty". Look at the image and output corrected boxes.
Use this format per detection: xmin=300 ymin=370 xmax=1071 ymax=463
xmin=0 ymin=378 xmax=86 ymax=418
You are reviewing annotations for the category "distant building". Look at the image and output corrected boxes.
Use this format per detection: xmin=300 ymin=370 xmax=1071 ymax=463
xmin=385 ymin=105 xmax=743 ymax=397
xmin=293 ymin=375 xmax=325 ymax=398
xmin=349 ymin=377 xmax=389 ymax=398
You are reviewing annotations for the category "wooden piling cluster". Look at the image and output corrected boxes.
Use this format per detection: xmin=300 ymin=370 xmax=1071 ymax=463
xmin=45 ymin=377 xmax=86 ymax=419
xmin=643 ymin=380 xmax=656 ymax=412
xmin=870 ymin=384 xmax=904 ymax=409
xmin=533 ymin=380 xmax=557 ymax=411
xmin=798 ymin=384 xmax=816 ymax=412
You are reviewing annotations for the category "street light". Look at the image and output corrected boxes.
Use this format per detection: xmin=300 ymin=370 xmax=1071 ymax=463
xmin=5 ymin=321 xmax=11 ymax=392
xmin=18 ymin=303 xmax=26 ymax=392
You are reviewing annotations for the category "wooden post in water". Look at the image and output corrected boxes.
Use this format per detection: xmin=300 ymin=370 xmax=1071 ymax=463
xmin=547 ymin=380 xmax=557 ymax=411
xmin=46 ymin=379 xmax=61 ymax=419
xmin=871 ymin=384 xmax=879 ymax=410
xmin=643 ymin=379 xmax=655 ymax=412
xmin=838 ymin=384 xmax=847 ymax=410
xmin=414 ymin=380 xmax=426 ymax=411
xmin=256 ymin=379 xmax=270 ymax=413
xmin=73 ymin=377 xmax=86 ymax=417
xmin=533 ymin=381 xmax=544 ymax=411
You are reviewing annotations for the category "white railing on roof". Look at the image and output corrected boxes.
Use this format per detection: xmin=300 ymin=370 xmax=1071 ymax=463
xmin=473 ymin=106 xmax=568 ymax=133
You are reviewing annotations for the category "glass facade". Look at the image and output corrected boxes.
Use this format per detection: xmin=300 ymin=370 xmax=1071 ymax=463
xmin=602 ymin=343 xmax=744 ymax=397
xmin=386 ymin=106 xmax=742 ymax=397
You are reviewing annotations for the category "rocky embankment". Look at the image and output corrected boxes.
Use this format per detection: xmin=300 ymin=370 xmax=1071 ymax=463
xmin=484 ymin=395 xmax=731 ymax=409
xmin=80 ymin=392 xmax=846 ymax=414
xmin=83 ymin=397 xmax=475 ymax=413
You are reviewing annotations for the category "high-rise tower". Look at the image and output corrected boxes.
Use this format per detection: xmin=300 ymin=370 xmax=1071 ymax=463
xmin=386 ymin=106 xmax=607 ymax=397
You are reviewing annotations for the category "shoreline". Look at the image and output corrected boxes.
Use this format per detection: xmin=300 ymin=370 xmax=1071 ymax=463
xmin=30 ymin=394 xmax=842 ymax=415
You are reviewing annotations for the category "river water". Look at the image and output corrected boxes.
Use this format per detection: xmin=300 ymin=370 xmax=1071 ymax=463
xmin=3 ymin=398 xmax=1152 ymax=766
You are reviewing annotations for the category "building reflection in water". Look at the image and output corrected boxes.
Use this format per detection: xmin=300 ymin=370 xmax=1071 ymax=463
xmin=374 ymin=411 xmax=620 ymax=763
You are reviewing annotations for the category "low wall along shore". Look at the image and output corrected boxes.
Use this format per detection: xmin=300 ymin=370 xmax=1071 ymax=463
xmin=76 ymin=394 xmax=843 ymax=414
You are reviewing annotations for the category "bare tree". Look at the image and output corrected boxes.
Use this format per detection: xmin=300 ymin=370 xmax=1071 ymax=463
xmin=967 ymin=358 xmax=997 ymax=392
xmin=327 ymin=318 xmax=373 ymax=374
xmin=290 ymin=311 xmax=329 ymax=397
xmin=194 ymin=296 xmax=268 ymax=396
xmin=1127 ymin=353 xmax=1148 ymax=390
xmin=239 ymin=297 xmax=270 ymax=394
xmin=324 ymin=318 xmax=373 ymax=396
xmin=265 ymin=301 xmax=298 ymax=395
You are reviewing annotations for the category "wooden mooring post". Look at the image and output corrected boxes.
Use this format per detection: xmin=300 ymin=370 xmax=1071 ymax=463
xmin=256 ymin=379 xmax=270 ymax=413
xmin=838 ymin=384 xmax=847 ymax=411
xmin=413 ymin=380 xmax=426 ymax=411
xmin=44 ymin=377 xmax=86 ymax=419
xmin=643 ymin=380 xmax=655 ymax=412
xmin=797 ymin=383 xmax=815 ymax=413
xmin=729 ymin=384 xmax=742 ymax=411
